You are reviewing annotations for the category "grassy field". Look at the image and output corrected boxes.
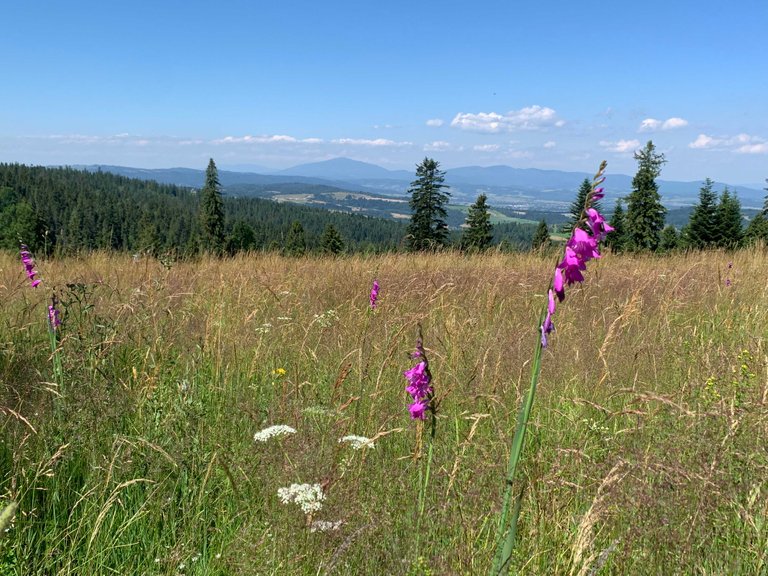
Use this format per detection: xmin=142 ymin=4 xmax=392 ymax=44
xmin=0 ymin=248 xmax=766 ymax=575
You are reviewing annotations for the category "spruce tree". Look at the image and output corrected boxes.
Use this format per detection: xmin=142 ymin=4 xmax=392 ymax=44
xmin=685 ymin=178 xmax=719 ymax=249
xmin=320 ymin=223 xmax=345 ymax=255
xmin=762 ymin=178 xmax=768 ymax=215
xmin=531 ymin=219 xmax=550 ymax=250
xmin=563 ymin=178 xmax=601 ymax=235
xmin=285 ymin=220 xmax=306 ymax=256
xmin=406 ymin=157 xmax=451 ymax=251
xmin=625 ymin=141 xmax=667 ymax=251
xmin=199 ymin=159 xmax=226 ymax=254
xmin=227 ymin=220 xmax=258 ymax=254
xmin=714 ymin=188 xmax=743 ymax=248
xmin=606 ymin=200 xmax=627 ymax=253
xmin=461 ymin=194 xmax=493 ymax=251
xmin=659 ymin=225 xmax=679 ymax=252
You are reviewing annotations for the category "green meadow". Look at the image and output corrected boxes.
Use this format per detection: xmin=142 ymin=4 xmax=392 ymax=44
xmin=1 ymin=249 xmax=766 ymax=574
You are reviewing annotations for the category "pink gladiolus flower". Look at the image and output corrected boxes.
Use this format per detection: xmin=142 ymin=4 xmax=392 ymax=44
xmin=404 ymin=339 xmax=433 ymax=420
xmin=553 ymin=268 xmax=565 ymax=302
xmin=408 ymin=400 xmax=428 ymax=420
xmin=369 ymin=280 xmax=380 ymax=309
xmin=20 ymin=245 xmax=42 ymax=288
xmin=542 ymin=162 xmax=612 ymax=348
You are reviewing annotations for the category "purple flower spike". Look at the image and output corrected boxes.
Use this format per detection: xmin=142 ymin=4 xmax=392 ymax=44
xmin=404 ymin=337 xmax=433 ymax=420
xmin=542 ymin=162 xmax=612 ymax=349
xmin=369 ymin=279 xmax=380 ymax=309
xmin=20 ymin=245 xmax=42 ymax=288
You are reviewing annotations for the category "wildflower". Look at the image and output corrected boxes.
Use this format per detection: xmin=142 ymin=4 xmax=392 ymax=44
xmin=369 ymin=279 xmax=380 ymax=309
xmin=541 ymin=162 xmax=612 ymax=348
xmin=540 ymin=289 xmax=556 ymax=347
xmin=277 ymin=483 xmax=325 ymax=514
xmin=272 ymin=367 xmax=287 ymax=377
xmin=310 ymin=519 xmax=344 ymax=533
xmin=253 ymin=424 xmax=296 ymax=442
xmin=48 ymin=295 xmax=62 ymax=330
xmin=404 ymin=338 xmax=433 ymax=420
xmin=20 ymin=245 xmax=41 ymax=287
xmin=338 ymin=435 xmax=375 ymax=450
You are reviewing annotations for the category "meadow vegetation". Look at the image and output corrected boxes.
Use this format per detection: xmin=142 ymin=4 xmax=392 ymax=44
xmin=0 ymin=248 xmax=766 ymax=574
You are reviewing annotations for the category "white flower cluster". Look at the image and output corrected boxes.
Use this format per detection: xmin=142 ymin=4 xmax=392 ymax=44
xmin=277 ymin=483 xmax=325 ymax=514
xmin=338 ymin=435 xmax=375 ymax=450
xmin=253 ymin=425 xmax=296 ymax=443
xmin=310 ymin=519 xmax=344 ymax=533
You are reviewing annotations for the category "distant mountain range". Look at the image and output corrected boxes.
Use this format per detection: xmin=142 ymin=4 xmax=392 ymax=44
xmin=77 ymin=158 xmax=766 ymax=211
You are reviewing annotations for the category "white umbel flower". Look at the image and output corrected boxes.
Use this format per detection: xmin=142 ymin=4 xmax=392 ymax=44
xmin=253 ymin=425 xmax=296 ymax=443
xmin=310 ymin=519 xmax=344 ymax=533
xmin=338 ymin=435 xmax=375 ymax=450
xmin=277 ymin=483 xmax=325 ymax=514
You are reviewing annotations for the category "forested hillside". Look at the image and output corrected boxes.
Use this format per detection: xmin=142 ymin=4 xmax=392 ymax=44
xmin=0 ymin=163 xmax=538 ymax=255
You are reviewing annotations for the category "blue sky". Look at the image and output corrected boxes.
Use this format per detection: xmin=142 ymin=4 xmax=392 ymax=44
xmin=3 ymin=0 xmax=767 ymax=185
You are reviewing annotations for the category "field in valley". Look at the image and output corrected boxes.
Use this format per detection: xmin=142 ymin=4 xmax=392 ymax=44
xmin=1 ymin=249 xmax=766 ymax=575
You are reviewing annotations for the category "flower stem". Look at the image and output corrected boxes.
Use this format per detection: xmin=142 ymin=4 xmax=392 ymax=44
xmin=490 ymin=312 xmax=545 ymax=575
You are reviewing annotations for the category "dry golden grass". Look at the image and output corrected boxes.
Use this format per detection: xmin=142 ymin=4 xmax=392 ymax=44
xmin=0 ymin=247 xmax=766 ymax=574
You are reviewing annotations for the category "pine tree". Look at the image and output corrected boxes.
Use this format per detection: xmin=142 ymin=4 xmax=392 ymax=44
xmin=461 ymin=194 xmax=493 ymax=251
xmin=227 ymin=220 xmax=258 ymax=254
xmin=406 ymin=157 xmax=451 ymax=251
xmin=320 ymin=223 xmax=345 ymax=255
xmin=199 ymin=159 xmax=226 ymax=254
xmin=606 ymin=200 xmax=627 ymax=253
xmin=531 ymin=219 xmax=550 ymax=250
xmin=714 ymin=188 xmax=743 ymax=248
xmin=685 ymin=178 xmax=719 ymax=249
xmin=659 ymin=225 xmax=679 ymax=252
xmin=762 ymin=178 xmax=768 ymax=216
xmin=744 ymin=213 xmax=768 ymax=243
xmin=625 ymin=141 xmax=667 ymax=251
xmin=284 ymin=220 xmax=306 ymax=256
xmin=563 ymin=178 xmax=601 ymax=235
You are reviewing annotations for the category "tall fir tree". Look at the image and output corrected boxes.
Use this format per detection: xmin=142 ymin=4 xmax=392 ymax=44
xmin=199 ymin=159 xmax=226 ymax=254
xmin=320 ymin=223 xmax=345 ymax=255
xmin=714 ymin=188 xmax=743 ymax=248
xmin=685 ymin=178 xmax=719 ymax=249
xmin=284 ymin=220 xmax=307 ymax=256
xmin=406 ymin=157 xmax=451 ymax=251
xmin=531 ymin=219 xmax=550 ymax=250
xmin=227 ymin=220 xmax=258 ymax=254
xmin=659 ymin=225 xmax=679 ymax=252
xmin=606 ymin=200 xmax=627 ymax=252
xmin=563 ymin=178 xmax=602 ymax=235
xmin=625 ymin=141 xmax=667 ymax=251
xmin=461 ymin=193 xmax=493 ymax=251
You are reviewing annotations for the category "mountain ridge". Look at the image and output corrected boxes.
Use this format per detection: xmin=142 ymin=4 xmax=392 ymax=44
xmin=72 ymin=158 xmax=765 ymax=209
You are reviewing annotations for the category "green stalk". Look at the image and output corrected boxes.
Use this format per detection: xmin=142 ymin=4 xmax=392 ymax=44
xmin=490 ymin=327 xmax=544 ymax=575
xmin=415 ymin=410 xmax=436 ymax=557
xmin=48 ymin=324 xmax=64 ymax=396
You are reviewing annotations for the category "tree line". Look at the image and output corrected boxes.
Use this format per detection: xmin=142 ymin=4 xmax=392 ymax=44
xmin=0 ymin=161 xmax=535 ymax=257
xmin=3 ymin=148 xmax=763 ymax=258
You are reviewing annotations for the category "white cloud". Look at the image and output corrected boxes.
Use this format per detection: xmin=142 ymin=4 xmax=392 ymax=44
xmin=543 ymin=140 xmax=556 ymax=148
xmin=426 ymin=118 xmax=444 ymax=127
xmin=599 ymin=139 xmax=641 ymax=153
xmin=423 ymin=140 xmax=454 ymax=151
xmin=473 ymin=144 xmax=500 ymax=152
xmin=688 ymin=132 xmax=766 ymax=153
xmin=211 ymin=134 xmax=327 ymax=145
xmin=736 ymin=143 xmax=768 ymax=154
xmin=450 ymin=105 xmax=563 ymax=133
xmin=639 ymin=118 xmax=662 ymax=132
xmin=331 ymin=138 xmax=412 ymax=147
xmin=689 ymin=134 xmax=719 ymax=149
xmin=639 ymin=117 xmax=689 ymax=132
